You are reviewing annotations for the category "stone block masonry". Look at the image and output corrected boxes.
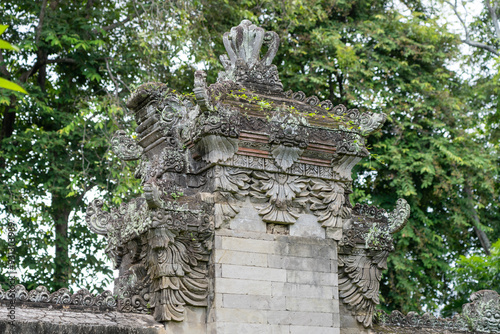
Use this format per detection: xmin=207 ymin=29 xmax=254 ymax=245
xmin=208 ymin=204 xmax=342 ymax=334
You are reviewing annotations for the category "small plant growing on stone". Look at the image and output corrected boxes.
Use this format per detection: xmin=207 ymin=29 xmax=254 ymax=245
xmin=171 ymin=191 xmax=184 ymax=200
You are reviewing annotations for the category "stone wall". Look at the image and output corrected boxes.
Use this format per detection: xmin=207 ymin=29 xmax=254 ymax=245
xmin=207 ymin=201 xmax=342 ymax=334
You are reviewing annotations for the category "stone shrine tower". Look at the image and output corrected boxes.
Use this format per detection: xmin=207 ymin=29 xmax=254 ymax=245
xmin=85 ymin=20 xmax=410 ymax=334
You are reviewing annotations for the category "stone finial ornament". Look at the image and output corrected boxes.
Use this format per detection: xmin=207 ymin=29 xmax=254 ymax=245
xmin=84 ymin=20 xmax=408 ymax=329
xmin=218 ymin=19 xmax=283 ymax=92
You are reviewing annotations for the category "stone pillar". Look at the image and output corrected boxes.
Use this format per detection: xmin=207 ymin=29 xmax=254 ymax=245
xmin=85 ymin=20 xmax=409 ymax=334
xmin=208 ymin=206 xmax=340 ymax=333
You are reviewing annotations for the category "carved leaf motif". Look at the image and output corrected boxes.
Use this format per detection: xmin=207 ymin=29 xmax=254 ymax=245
xmin=251 ymin=172 xmax=307 ymax=224
xmin=197 ymin=135 xmax=238 ymax=163
xmin=310 ymin=179 xmax=350 ymax=228
xmin=214 ymin=201 xmax=240 ymax=228
xmin=111 ymin=130 xmax=143 ymax=161
xmin=338 ymin=250 xmax=389 ymax=328
xmin=212 ymin=166 xmax=251 ymax=194
xmin=271 ymin=145 xmax=303 ymax=171
xmin=146 ymin=226 xmax=210 ymax=322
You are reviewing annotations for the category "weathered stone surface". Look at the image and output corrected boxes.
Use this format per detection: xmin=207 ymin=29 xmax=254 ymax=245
xmin=0 ymin=306 xmax=165 ymax=334
xmin=338 ymin=199 xmax=411 ymax=328
xmin=374 ymin=290 xmax=500 ymax=334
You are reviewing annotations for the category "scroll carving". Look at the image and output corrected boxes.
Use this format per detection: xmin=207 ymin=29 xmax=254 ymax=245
xmin=1 ymin=285 xmax=117 ymax=310
xmin=111 ymin=130 xmax=143 ymax=161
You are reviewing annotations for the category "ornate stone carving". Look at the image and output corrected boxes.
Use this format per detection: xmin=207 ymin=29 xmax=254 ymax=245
xmin=146 ymin=217 xmax=212 ymax=322
xmin=463 ymin=290 xmax=500 ymax=333
xmin=339 ymin=249 xmax=390 ymax=327
xmin=82 ymin=20 xmax=396 ymax=330
xmin=144 ymin=181 xmax=164 ymax=209
xmin=309 ymin=179 xmax=351 ymax=228
xmin=375 ymin=290 xmax=500 ymax=333
xmin=115 ymin=264 xmax=151 ymax=314
xmin=111 ymin=130 xmax=143 ymax=161
xmin=86 ymin=197 xmax=214 ymax=323
xmin=375 ymin=309 xmax=467 ymax=331
xmin=339 ymin=199 xmax=410 ymax=328
xmin=271 ymin=145 xmax=303 ymax=171
xmin=194 ymin=70 xmax=212 ymax=112
xmin=250 ymin=171 xmax=307 ymax=224
xmin=359 ymin=111 xmax=387 ymax=135
xmin=0 ymin=285 xmax=117 ymax=310
xmin=196 ymin=135 xmax=239 ymax=163
xmin=218 ymin=20 xmax=283 ymax=92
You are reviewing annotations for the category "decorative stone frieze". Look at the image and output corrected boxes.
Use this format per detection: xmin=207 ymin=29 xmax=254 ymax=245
xmin=0 ymin=284 xmax=117 ymax=310
xmin=375 ymin=290 xmax=500 ymax=333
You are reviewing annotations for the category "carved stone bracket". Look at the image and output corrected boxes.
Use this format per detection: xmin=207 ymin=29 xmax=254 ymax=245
xmin=339 ymin=199 xmax=411 ymax=328
xmin=111 ymin=130 xmax=143 ymax=161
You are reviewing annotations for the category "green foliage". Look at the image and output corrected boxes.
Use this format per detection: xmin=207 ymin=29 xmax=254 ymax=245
xmin=442 ymin=239 xmax=500 ymax=316
xmin=0 ymin=25 xmax=26 ymax=94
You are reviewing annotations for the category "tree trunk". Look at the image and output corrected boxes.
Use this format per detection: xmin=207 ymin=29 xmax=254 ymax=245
xmin=52 ymin=194 xmax=71 ymax=289
xmin=465 ymin=185 xmax=491 ymax=255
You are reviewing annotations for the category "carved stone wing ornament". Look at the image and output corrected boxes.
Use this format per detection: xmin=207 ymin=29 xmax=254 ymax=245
xmin=339 ymin=198 xmax=410 ymax=328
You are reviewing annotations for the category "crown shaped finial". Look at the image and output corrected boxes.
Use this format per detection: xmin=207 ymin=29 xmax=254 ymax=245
xmin=218 ymin=20 xmax=282 ymax=93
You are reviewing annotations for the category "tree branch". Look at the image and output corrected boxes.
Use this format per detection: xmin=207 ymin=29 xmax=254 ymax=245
xmin=462 ymin=38 xmax=499 ymax=55
xmin=443 ymin=0 xmax=469 ymax=38
xmin=19 ymin=57 xmax=77 ymax=83
xmin=46 ymin=57 xmax=78 ymax=65
xmin=0 ymin=50 xmax=11 ymax=78
xmin=35 ymin=0 xmax=49 ymax=44
xmin=485 ymin=0 xmax=500 ymax=43
xmin=91 ymin=9 xmax=144 ymax=34
xmin=465 ymin=185 xmax=492 ymax=255
xmin=105 ymin=57 xmax=119 ymax=97
xmin=444 ymin=0 xmax=499 ymax=56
